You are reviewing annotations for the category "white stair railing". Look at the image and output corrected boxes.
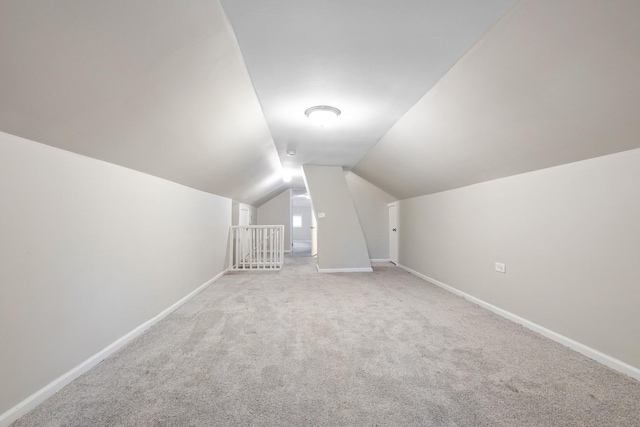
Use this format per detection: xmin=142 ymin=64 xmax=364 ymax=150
xmin=228 ymin=225 xmax=285 ymax=271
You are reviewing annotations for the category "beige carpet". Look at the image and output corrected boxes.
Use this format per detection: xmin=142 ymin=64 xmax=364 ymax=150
xmin=13 ymin=256 xmax=640 ymax=426
xmin=291 ymin=240 xmax=312 ymax=257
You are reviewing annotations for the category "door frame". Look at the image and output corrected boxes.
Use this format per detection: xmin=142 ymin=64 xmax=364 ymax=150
xmin=388 ymin=202 xmax=398 ymax=265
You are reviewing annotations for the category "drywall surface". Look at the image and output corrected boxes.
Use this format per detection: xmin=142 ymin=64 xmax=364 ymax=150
xmin=303 ymin=165 xmax=371 ymax=271
xmin=398 ymin=148 xmax=640 ymax=369
xmin=0 ymin=132 xmax=231 ymax=416
xmin=292 ymin=198 xmax=312 ymax=241
xmin=345 ymin=172 xmax=396 ymax=259
xmin=0 ymin=0 xmax=283 ymax=206
xmin=353 ymin=1 xmax=640 ymax=200
xmin=257 ymin=189 xmax=292 ymax=251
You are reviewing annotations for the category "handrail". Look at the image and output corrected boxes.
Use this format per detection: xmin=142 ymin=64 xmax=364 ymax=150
xmin=228 ymin=225 xmax=285 ymax=271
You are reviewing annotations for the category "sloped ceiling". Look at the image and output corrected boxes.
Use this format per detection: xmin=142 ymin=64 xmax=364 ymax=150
xmin=0 ymin=0 xmax=281 ymax=205
xmin=220 ymin=0 xmax=515 ymax=188
xmin=2 ymin=1 xmax=640 ymax=205
xmin=354 ymin=0 xmax=640 ymax=199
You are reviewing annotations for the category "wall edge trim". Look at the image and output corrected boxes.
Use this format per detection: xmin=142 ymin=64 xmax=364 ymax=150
xmin=0 ymin=270 xmax=227 ymax=427
xmin=370 ymin=259 xmax=391 ymax=262
xmin=396 ymin=263 xmax=640 ymax=382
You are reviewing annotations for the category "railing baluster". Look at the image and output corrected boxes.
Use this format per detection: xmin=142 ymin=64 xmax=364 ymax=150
xmin=227 ymin=225 xmax=285 ymax=271
xmin=258 ymin=227 xmax=262 ymax=268
xmin=235 ymin=227 xmax=239 ymax=270
xmin=280 ymin=226 xmax=284 ymax=269
xmin=263 ymin=228 xmax=266 ymax=269
xmin=275 ymin=227 xmax=278 ymax=269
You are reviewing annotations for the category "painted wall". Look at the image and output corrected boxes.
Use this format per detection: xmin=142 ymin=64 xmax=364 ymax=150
xmin=345 ymin=172 xmax=396 ymax=260
xmin=292 ymin=199 xmax=312 ymax=241
xmin=0 ymin=132 xmax=231 ymax=417
xmin=398 ymin=148 xmax=640 ymax=370
xmin=257 ymin=189 xmax=292 ymax=251
xmin=303 ymin=165 xmax=371 ymax=271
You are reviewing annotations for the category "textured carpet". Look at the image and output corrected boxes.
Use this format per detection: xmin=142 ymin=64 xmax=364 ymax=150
xmin=291 ymin=240 xmax=312 ymax=257
xmin=13 ymin=257 xmax=640 ymax=426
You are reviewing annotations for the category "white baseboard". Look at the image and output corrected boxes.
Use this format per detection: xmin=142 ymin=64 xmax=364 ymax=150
xmin=0 ymin=270 xmax=226 ymax=427
xmin=397 ymin=263 xmax=640 ymax=382
xmin=316 ymin=265 xmax=373 ymax=273
xmin=370 ymin=259 xmax=391 ymax=263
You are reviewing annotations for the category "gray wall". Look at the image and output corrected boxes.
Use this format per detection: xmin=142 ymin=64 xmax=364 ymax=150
xmin=0 ymin=131 xmax=231 ymax=416
xmin=303 ymin=165 xmax=371 ymax=271
xmin=398 ymin=148 xmax=640 ymax=370
xmin=345 ymin=172 xmax=396 ymax=260
xmin=257 ymin=189 xmax=292 ymax=251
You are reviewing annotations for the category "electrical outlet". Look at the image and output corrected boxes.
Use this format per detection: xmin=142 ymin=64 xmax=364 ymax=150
xmin=317 ymin=212 xmax=326 ymax=218
xmin=495 ymin=262 xmax=506 ymax=273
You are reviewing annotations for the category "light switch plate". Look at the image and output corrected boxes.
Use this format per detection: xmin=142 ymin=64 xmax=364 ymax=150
xmin=495 ymin=262 xmax=506 ymax=273
xmin=317 ymin=212 xmax=326 ymax=218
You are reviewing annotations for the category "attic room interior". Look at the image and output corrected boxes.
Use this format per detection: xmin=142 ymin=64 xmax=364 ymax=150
xmin=1 ymin=0 xmax=640 ymax=425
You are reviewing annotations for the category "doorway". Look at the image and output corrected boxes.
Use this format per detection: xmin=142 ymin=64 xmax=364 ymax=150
xmin=292 ymin=191 xmax=313 ymax=257
xmin=238 ymin=204 xmax=253 ymax=261
xmin=239 ymin=206 xmax=251 ymax=226
xmin=388 ymin=203 xmax=398 ymax=264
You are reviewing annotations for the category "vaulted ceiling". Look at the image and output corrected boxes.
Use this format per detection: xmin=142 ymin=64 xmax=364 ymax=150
xmin=220 ymin=0 xmax=514 ymax=189
xmin=354 ymin=0 xmax=640 ymax=199
xmin=1 ymin=1 xmax=639 ymax=205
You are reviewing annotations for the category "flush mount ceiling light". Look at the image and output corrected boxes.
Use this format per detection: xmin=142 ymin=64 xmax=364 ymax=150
xmin=305 ymin=105 xmax=341 ymax=127
xmin=282 ymin=172 xmax=292 ymax=183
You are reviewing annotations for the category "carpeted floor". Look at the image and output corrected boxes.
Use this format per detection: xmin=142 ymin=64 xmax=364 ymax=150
xmin=13 ymin=256 xmax=640 ymax=426
xmin=291 ymin=240 xmax=312 ymax=257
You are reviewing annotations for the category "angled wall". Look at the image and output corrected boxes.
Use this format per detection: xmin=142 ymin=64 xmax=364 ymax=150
xmin=0 ymin=131 xmax=231 ymax=420
xmin=345 ymin=172 xmax=397 ymax=260
xmin=397 ymin=148 xmax=640 ymax=374
xmin=303 ymin=165 xmax=371 ymax=272
xmin=257 ymin=189 xmax=292 ymax=251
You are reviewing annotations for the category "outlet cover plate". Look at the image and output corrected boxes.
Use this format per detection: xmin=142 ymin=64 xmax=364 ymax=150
xmin=495 ymin=262 xmax=506 ymax=273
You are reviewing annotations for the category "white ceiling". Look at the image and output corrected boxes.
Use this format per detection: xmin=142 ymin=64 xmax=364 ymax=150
xmin=2 ymin=1 xmax=640 ymax=205
xmin=221 ymin=0 xmax=515 ymax=187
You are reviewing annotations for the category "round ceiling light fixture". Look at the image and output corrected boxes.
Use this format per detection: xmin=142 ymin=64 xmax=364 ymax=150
xmin=305 ymin=105 xmax=341 ymax=127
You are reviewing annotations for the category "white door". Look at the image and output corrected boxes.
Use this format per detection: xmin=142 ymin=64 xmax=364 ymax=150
xmin=388 ymin=204 xmax=398 ymax=264
xmin=238 ymin=207 xmax=251 ymax=262
xmin=239 ymin=207 xmax=250 ymax=226
xmin=310 ymin=209 xmax=318 ymax=256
